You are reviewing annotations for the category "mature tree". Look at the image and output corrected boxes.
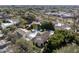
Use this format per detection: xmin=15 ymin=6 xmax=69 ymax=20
xmin=2 ymin=28 xmax=10 ymax=35
xmin=43 ymin=32 xmax=64 ymax=53
xmin=19 ymin=18 xmax=27 ymax=28
xmin=43 ymin=30 xmax=75 ymax=53
xmin=8 ymin=25 xmax=17 ymax=32
xmin=22 ymin=13 xmax=36 ymax=24
xmin=55 ymin=30 xmax=75 ymax=43
xmin=41 ymin=21 xmax=54 ymax=31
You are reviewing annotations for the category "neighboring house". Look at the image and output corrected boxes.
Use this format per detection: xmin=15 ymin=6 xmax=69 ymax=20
xmin=0 ymin=40 xmax=11 ymax=53
xmin=16 ymin=28 xmax=39 ymax=41
xmin=0 ymin=40 xmax=7 ymax=46
xmin=32 ymin=21 xmax=41 ymax=25
xmin=0 ymin=30 xmax=4 ymax=37
xmin=45 ymin=12 xmax=74 ymax=18
xmin=49 ymin=31 xmax=54 ymax=36
xmin=45 ymin=12 xmax=60 ymax=17
xmin=54 ymin=23 xmax=71 ymax=30
xmin=0 ymin=12 xmax=11 ymax=19
xmin=5 ymin=19 xmax=20 ymax=24
xmin=0 ymin=14 xmax=3 ymax=19
xmin=26 ymin=21 xmax=41 ymax=30
xmin=3 ymin=14 xmax=11 ymax=19
xmin=1 ymin=19 xmax=19 ymax=29
xmin=33 ymin=31 xmax=50 ymax=47
xmin=61 ymin=13 xmax=74 ymax=18
xmin=16 ymin=28 xmax=30 ymax=40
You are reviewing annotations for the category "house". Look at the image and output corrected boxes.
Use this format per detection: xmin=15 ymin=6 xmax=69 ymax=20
xmin=5 ymin=19 xmax=20 ymax=24
xmin=32 ymin=21 xmax=41 ymax=25
xmin=0 ymin=30 xmax=4 ymax=38
xmin=16 ymin=28 xmax=30 ymax=40
xmin=0 ymin=13 xmax=4 ymax=19
xmin=61 ymin=13 xmax=74 ymax=18
xmin=45 ymin=12 xmax=60 ymax=17
xmin=26 ymin=21 xmax=41 ymax=30
xmin=16 ymin=28 xmax=39 ymax=41
xmin=0 ymin=40 xmax=11 ymax=53
xmin=45 ymin=11 xmax=74 ymax=18
xmin=49 ymin=31 xmax=54 ymax=36
xmin=0 ymin=12 xmax=11 ymax=19
xmin=33 ymin=31 xmax=50 ymax=47
xmin=16 ymin=28 xmax=54 ymax=47
xmin=1 ymin=19 xmax=19 ymax=29
xmin=54 ymin=23 xmax=71 ymax=30
xmin=57 ymin=11 xmax=74 ymax=18
xmin=1 ymin=23 xmax=14 ymax=29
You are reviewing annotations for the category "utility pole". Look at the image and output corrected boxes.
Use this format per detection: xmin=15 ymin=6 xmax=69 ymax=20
xmin=73 ymin=10 xmax=77 ymax=33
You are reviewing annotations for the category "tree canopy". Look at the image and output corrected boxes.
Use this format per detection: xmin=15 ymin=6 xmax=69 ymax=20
xmin=41 ymin=21 xmax=55 ymax=31
xmin=43 ymin=30 xmax=75 ymax=53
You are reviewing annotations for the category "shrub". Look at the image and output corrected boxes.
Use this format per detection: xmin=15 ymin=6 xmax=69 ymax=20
xmin=14 ymin=39 xmax=41 ymax=53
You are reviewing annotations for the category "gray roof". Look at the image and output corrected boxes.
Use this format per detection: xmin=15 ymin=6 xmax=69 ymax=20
xmin=16 ymin=28 xmax=39 ymax=41
xmin=16 ymin=28 xmax=30 ymax=36
xmin=1 ymin=19 xmax=20 ymax=29
xmin=54 ymin=23 xmax=71 ymax=30
xmin=46 ymin=12 xmax=74 ymax=18
xmin=33 ymin=31 xmax=50 ymax=46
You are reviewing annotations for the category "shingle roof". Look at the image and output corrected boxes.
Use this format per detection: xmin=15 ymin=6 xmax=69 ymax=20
xmin=16 ymin=28 xmax=30 ymax=36
xmin=33 ymin=31 xmax=50 ymax=46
